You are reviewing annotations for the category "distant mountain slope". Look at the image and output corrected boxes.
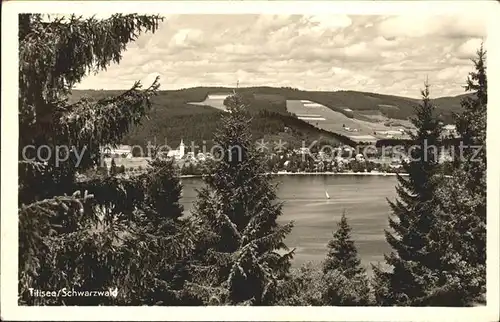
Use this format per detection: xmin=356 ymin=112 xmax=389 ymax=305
xmin=286 ymin=99 xmax=415 ymax=143
xmin=137 ymin=86 xmax=467 ymax=121
xmin=433 ymin=93 xmax=469 ymax=114
xmin=71 ymin=86 xmax=467 ymax=121
xmin=69 ymin=89 xmax=355 ymax=149
xmin=70 ymin=86 xmax=468 ymax=148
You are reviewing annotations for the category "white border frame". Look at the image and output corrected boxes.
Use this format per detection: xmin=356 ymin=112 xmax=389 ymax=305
xmin=2 ymin=1 xmax=499 ymax=321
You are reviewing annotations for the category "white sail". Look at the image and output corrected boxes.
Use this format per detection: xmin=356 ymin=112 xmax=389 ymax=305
xmin=325 ymin=190 xmax=330 ymax=199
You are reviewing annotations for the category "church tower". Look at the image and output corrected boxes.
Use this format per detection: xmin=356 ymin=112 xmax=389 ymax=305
xmin=179 ymin=139 xmax=185 ymax=158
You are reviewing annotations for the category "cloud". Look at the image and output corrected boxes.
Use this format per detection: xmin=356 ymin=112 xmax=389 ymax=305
xmin=456 ymin=38 xmax=484 ymax=59
xmin=377 ymin=15 xmax=487 ymax=39
xmin=140 ymin=72 xmax=162 ymax=86
xmin=304 ymin=14 xmax=352 ymax=31
xmin=170 ymin=29 xmax=202 ymax=47
xmin=255 ymin=14 xmax=297 ymax=32
xmin=75 ymin=14 xmax=488 ymax=98
xmin=343 ymin=42 xmax=377 ymax=60
xmin=372 ymin=36 xmax=399 ymax=49
xmin=215 ymin=44 xmax=257 ymax=55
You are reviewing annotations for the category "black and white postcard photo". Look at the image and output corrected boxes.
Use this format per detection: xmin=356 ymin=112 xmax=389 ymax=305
xmin=1 ymin=1 xmax=499 ymax=321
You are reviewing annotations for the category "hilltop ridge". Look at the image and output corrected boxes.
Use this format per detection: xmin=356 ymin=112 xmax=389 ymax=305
xmin=70 ymin=86 xmax=469 ymax=148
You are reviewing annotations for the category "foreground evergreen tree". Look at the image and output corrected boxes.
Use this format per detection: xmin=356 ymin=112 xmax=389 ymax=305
xmin=188 ymin=93 xmax=294 ymax=305
xmin=425 ymin=46 xmax=487 ymax=305
xmin=372 ymin=82 xmax=443 ymax=306
xmin=129 ymin=158 xmax=200 ymax=305
xmin=323 ymin=211 xmax=364 ymax=277
xmin=276 ymin=263 xmax=325 ymax=306
xmin=18 ymin=13 xmax=168 ymax=304
xmin=322 ymin=212 xmax=371 ymax=305
xmin=110 ymin=158 xmax=118 ymax=176
xmin=322 ymin=269 xmax=372 ymax=306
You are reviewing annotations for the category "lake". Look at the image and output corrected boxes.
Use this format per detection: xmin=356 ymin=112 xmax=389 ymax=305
xmin=180 ymin=175 xmax=398 ymax=272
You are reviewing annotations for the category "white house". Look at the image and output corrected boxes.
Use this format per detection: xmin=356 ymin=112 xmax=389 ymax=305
xmin=389 ymin=159 xmax=403 ymax=169
xmin=101 ymin=144 xmax=133 ymax=158
xmin=355 ymin=153 xmax=365 ymax=161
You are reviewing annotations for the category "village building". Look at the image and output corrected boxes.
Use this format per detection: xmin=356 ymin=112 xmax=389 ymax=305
xmin=100 ymin=144 xmax=133 ymax=158
xmin=166 ymin=139 xmax=186 ymax=160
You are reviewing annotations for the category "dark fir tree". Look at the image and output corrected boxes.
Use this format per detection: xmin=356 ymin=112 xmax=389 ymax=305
xmin=110 ymin=158 xmax=118 ymax=176
xmin=454 ymin=44 xmax=487 ymax=180
xmin=126 ymin=158 xmax=200 ymax=305
xmin=101 ymin=161 xmax=109 ymax=176
xmin=188 ymin=93 xmax=294 ymax=305
xmin=426 ymin=46 xmax=487 ymax=306
xmin=322 ymin=211 xmax=371 ymax=306
xmin=18 ymin=13 xmax=165 ymax=304
xmin=372 ymin=82 xmax=443 ymax=306
xmin=323 ymin=211 xmax=364 ymax=277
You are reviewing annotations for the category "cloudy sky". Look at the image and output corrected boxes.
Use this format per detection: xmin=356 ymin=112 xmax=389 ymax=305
xmin=75 ymin=14 xmax=487 ymax=98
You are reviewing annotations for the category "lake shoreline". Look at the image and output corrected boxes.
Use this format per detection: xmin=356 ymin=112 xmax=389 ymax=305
xmin=180 ymin=171 xmax=408 ymax=179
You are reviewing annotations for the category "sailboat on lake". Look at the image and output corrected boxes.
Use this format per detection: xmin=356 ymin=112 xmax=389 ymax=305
xmin=325 ymin=190 xmax=330 ymax=199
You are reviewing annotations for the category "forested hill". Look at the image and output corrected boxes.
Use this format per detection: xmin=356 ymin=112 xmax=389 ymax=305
xmin=70 ymin=87 xmax=470 ymax=149
xmin=71 ymin=86 xmax=469 ymax=119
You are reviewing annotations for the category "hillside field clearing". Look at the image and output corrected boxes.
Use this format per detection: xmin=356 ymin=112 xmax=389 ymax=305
xmin=286 ymin=100 xmax=414 ymax=143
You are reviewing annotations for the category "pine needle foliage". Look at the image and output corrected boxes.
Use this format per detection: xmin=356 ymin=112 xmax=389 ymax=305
xmin=124 ymin=158 xmax=201 ymax=305
xmin=19 ymin=13 xmax=162 ymax=204
xmin=322 ymin=211 xmax=371 ymax=306
xmin=372 ymin=82 xmax=444 ymax=306
xmin=323 ymin=211 xmax=365 ymax=278
xmin=426 ymin=45 xmax=487 ymax=306
xmin=18 ymin=13 xmax=166 ymax=305
xmin=189 ymin=93 xmax=294 ymax=305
